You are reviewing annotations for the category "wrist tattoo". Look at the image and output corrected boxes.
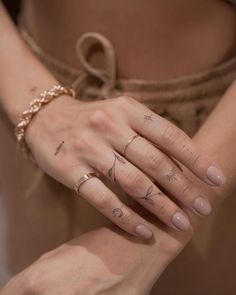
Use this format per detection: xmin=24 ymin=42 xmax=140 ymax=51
xmin=108 ymin=152 xmax=125 ymax=183
xmin=164 ymin=167 xmax=178 ymax=182
xmin=112 ymin=207 xmax=123 ymax=218
xmin=54 ymin=140 xmax=64 ymax=156
xmin=30 ymin=86 xmax=37 ymax=92
xmin=137 ymin=185 xmax=160 ymax=205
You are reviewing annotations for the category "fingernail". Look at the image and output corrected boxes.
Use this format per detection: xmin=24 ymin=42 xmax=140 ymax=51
xmin=193 ymin=196 xmax=212 ymax=216
xmin=206 ymin=166 xmax=226 ymax=186
xmin=172 ymin=212 xmax=190 ymax=231
xmin=135 ymin=224 xmax=153 ymax=239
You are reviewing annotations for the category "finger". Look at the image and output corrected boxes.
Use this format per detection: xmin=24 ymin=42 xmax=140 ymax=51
xmin=114 ymin=133 xmax=212 ymax=216
xmin=120 ymin=97 xmax=226 ymax=186
xmin=86 ymin=146 xmax=191 ymax=231
xmin=70 ymin=166 xmax=154 ymax=239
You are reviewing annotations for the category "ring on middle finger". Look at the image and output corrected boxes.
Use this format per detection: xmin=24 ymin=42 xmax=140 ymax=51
xmin=122 ymin=134 xmax=141 ymax=157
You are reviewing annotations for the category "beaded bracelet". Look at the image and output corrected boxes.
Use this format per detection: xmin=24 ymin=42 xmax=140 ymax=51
xmin=14 ymin=84 xmax=76 ymax=162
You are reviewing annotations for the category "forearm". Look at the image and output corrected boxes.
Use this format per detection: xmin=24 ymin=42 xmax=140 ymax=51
xmin=0 ymin=2 xmax=57 ymax=125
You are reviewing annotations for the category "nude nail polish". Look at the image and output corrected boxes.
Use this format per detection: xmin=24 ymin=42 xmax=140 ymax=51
xmin=207 ymin=166 xmax=226 ymax=186
xmin=135 ymin=224 xmax=153 ymax=239
xmin=172 ymin=212 xmax=190 ymax=231
xmin=193 ymin=196 xmax=212 ymax=216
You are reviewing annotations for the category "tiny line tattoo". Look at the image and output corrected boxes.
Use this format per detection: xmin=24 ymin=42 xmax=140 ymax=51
xmin=54 ymin=141 xmax=64 ymax=156
xmin=112 ymin=207 xmax=123 ymax=218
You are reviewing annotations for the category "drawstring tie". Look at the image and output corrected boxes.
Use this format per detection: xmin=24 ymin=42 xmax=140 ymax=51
xmin=72 ymin=32 xmax=118 ymax=99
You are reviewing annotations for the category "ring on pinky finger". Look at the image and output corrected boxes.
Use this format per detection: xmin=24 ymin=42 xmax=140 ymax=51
xmin=73 ymin=173 xmax=154 ymax=240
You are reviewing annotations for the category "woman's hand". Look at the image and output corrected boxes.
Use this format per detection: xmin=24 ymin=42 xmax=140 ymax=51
xmin=0 ymin=226 xmax=175 ymax=295
xmin=0 ymin=231 xmax=136 ymax=295
xmin=25 ymin=94 xmax=226 ymax=239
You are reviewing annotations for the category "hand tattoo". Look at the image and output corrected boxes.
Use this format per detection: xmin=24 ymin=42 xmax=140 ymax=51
xmin=108 ymin=153 xmax=125 ymax=183
xmin=112 ymin=207 xmax=123 ymax=218
xmin=30 ymin=86 xmax=37 ymax=92
xmin=137 ymin=185 xmax=161 ymax=205
xmin=144 ymin=114 xmax=153 ymax=123
xmin=54 ymin=141 xmax=64 ymax=156
xmin=164 ymin=167 xmax=178 ymax=182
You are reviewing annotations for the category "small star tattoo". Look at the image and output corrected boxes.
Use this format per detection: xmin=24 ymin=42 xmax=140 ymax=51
xmin=144 ymin=114 xmax=153 ymax=123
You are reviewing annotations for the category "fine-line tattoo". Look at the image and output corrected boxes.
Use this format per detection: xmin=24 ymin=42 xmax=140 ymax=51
xmin=30 ymin=86 xmax=37 ymax=92
xmin=108 ymin=152 xmax=126 ymax=183
xmin=112 ymin=207 xmax=123 ymax=218
xmin=137 ymin=185 xmax=161 ymax=205
xmin=54 ymin=141 xmax=65 ymax=156
xmin=144 ymin=114 xmax=153 ymax=123
xmin=164 ymin=167 xmax=178 ymax=182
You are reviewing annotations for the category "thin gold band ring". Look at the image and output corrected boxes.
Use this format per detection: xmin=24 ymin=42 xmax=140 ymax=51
xmin=74 ymin=172 xmax=99 ymax=194
xmin=122 ymin=134 xmax=140 ymax=156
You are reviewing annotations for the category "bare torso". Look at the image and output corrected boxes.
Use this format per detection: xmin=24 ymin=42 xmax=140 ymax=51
xmin=21 ymin=0 xmax=236 ymax=80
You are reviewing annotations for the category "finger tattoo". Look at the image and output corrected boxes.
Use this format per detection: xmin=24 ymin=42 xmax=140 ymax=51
xmin=144 ymin=114 xmax=153 ymax=123
xmin=137 ymin=185 xmax=161 ymax=205
xmin=112 ymin=207 xmax=124 ymax=218
xmin=164 ymin=167 xmax=178 ymax=182
xmin=54 ymin=140 xmax=65 ymax=156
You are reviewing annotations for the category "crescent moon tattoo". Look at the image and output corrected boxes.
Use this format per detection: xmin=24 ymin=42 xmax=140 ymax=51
xmin=112 ymin=208 xmax=123 ymax=218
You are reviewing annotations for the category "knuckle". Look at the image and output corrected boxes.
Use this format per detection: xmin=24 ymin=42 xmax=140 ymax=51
xmin=181 ymin=183 xmax=194 ymax=200
xmin=119 ymin=211 xmax=136 ymax=227
xmin=145 ymin=149 xmax=166 ymax=170
xmin=191 ymin=152 xmax=202 ymax=167
xmin=157 ymin=200 xmax=169 ymax=216
xmin=122 ymin=170 xmax=145 ymax=191
xmin=161 ymin=125 xmax=183 ymax=144
xmin=88 ymin=109 xmax=109 ymax=128
xmin=23 ymin=269 xmax=45 ymax=294
xmin=37 ymin=249 xmax=54 ymax=262
xmin=88 ymin=109 xmax=119 ymax=134
xmin=73 ymin=133 xmax=91 ymax=152
xmin=158 ymin=235 xmax=185 ymax=257
xmin=113 ymin=95 xmax=137 ymax=109
xmin=182 ymin=143 xmax=202 ymax=167
xmin=92 ymin=191 xmax=111 ymax=210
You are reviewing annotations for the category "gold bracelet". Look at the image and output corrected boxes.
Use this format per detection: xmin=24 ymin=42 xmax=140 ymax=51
xmin=14 ymin=84 xmax=76 ymax=162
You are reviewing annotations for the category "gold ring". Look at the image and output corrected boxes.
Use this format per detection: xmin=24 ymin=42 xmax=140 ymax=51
xmin=122 ymin=134 xmax=140 ymax=156
xmin=74 ymin=172 xmax=99 ymax=194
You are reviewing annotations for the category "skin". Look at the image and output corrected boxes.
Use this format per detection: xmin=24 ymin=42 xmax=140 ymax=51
xmin=0 ymin=0 xmax=234 ymax=294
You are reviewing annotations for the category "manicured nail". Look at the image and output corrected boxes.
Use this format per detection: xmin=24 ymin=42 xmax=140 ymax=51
xmin=172 ymin=212 xmax=190 ymax=231
xmin=193 ymin=196 xmax=212 ymax=216
xmin=135 ymin=224 xmax=153 ymax=239
xmin=206 ymin=166 xmax=226 ymax=186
